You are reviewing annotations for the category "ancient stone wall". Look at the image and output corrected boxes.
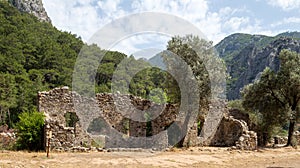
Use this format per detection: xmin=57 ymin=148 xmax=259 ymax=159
xmin=210 ymin=114 xmax=257 ymax=150
xmin=39 ymin=87 xmax=258 ymax=151
xmin=39 ymin=87 xmax=179 ymax=150
xmin=0 ymin=125 xmax=15 ymax=149
xmin=39 ymin=87 xmax=94 ymax=151
xmin=272 ymin=131 xmax=300 ymax=146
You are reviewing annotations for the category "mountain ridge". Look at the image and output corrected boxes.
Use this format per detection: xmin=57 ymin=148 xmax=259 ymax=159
xmin=215 ymin=31 xmax=300 ymax=100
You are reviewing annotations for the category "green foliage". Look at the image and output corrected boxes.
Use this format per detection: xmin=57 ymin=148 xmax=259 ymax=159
xmin=227 ymin=100 xmax=244 ymax=111
xmin=110 ymin=55 xmax=151 ymax=95
xmin=272 ymin=126 xmax=288 ymax=137
xmin=0 ymin=0 xmax=83 ymax=126
xmin=0 ymin=73 xmax=17 ymax=126
xmin=197 ymin=120 xmax=202 ymax=136
xmin=15 ymin=111 xmax=45 ymax=150
xmin=242 ymin=50 xmax=300 ymax=146
xmin=163 ymin=35 xmax=222 ymax=117
xmin=148 ymin=88 xmax=168 ymax=104
xmin=129 ymin=67 xmax=174 ymax=103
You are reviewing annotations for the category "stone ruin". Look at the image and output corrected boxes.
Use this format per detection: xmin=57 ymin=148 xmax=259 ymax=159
xmin=271 ymin=131 xmax=300 ymax=146
xmin=0 ymin=124 xmax=16 ymax=149
xmin=38 ymin=87 xmax=258 ymax=151
xmin=210 ymin=114 xmax=257 ymax=150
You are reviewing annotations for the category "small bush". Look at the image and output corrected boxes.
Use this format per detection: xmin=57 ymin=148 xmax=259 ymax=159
xmin=14 ymin=111 xmax=45 ymax=151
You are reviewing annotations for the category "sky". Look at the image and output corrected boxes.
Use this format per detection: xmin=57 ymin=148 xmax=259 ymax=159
xmin=43 ymin=0 xmax=300 ymax=58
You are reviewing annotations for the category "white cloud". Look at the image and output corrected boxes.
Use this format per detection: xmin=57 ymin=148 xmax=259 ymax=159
xmin=267 ymin=0 xmax=300 ymax=11
xmin=43 ymin=0 xmax=281 ymax=55
xmin=271 ymin=17 xmax=300 ymax=27
xmin=224 ymin=17 xmax=250 ymax=32
xmin=130 ymin=1 xmax=232 ymax=44
xmin=97 ymin=0 xmax=120 ymax=13
xmin=111 ymin=34 xmax=169 ymax=58
xmin=131 ymin=0 xmax=209 ymax=22
xmin=43 ymin=0 xmax=102 ymax=40
xmin=44 ymin=0 xmax=126 ymax=40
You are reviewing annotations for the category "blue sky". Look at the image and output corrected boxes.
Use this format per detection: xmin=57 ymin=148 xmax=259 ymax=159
xmin=43 ymin=0 xmax=300 ymax=58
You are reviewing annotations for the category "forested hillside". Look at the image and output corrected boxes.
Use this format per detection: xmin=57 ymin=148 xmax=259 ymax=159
xmin=0 ymin=1 xmax=85 ymax=126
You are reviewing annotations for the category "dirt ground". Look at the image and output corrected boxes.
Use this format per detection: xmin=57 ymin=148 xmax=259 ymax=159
xmin=0 ymin=147 xmax=299 ymax=168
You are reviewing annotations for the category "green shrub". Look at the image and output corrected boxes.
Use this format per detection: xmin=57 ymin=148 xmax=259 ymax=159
xmin=14 ymin=111 xmax=45 ymax=151
xmin=148 ymin=88 xmax=168 ymax=104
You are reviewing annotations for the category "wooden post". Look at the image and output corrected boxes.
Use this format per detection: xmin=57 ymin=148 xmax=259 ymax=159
xmin=47 ymin=137 xmax=50 ymax=158
xmin=46 ymin=124 xmax=52 ymax=158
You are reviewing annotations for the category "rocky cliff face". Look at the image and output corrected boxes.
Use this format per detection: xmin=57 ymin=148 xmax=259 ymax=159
xmin=216 ymin=32 xmax=300 ymax=100
xmin=9 ymin=0 xmax=51 ymax=23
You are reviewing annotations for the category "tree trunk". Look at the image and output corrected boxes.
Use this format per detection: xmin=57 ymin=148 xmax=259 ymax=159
xmin=262 ymin=132 xmax=269 ymax=146
xmin=8 ymin=109 xmax=11 ymax=128
xmin=286 ymin=120 xmax=295 ymax=146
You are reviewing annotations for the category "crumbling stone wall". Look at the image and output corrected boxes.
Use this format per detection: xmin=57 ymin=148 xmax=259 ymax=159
xmin=39 ymin=87 xmax=258 ymax=151
xmin=0 ymin=124 xmax=15 ymax=149
xmin=272 ymin=131 xmax=300 ymax=146
xmin=39 ymin=87 xmax=179 ymax=150
xmin=210 ymin=114 xmax=257 ymax=150
xmin=39 ymin=87 xmax=94 ymax=151
xmin=294 ymin=131 xmax=300 ymax=145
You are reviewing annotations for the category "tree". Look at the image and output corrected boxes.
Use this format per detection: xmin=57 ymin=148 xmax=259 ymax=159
xmin=0 ymin=73 xmax=17 ymax=127
xmin=162 ymin=35 xmax=227 ymax=146
xmin=163 ymin=35 xmax=226 ymax=120
xmin=242 ymin=50 xmax=300 ymax=146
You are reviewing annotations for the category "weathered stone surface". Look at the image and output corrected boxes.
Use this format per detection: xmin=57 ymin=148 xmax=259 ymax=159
xmin=0 ymin=124 xmax=15 ymax=149
xmin=197 ymin=99 xmax=226 ymax=146
xmin=39 ymin=87 xmax=181 ymax=150
xmin=10 ymin=0 xmax=51 ymax=23
xmin=39 ymin=87 xmax=258 ymax=151
xmin=236 ymin=131 xmax=257 ymax=150
xmin=210 ymin=113 xmax=257 ymax=150
xmin=273 ymin=136 xmax=288 ymax=145
xmin=228 ymin=109 xmax=256 ymax=131
xmin=272 ymin=131 xmax=300 ymax=146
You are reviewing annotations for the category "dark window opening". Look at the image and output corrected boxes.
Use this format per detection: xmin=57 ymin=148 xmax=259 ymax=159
xmin=64 ymin=112 xmax=79 ymax=127
xmin=146 ymin=121 xmax=152 ymax=137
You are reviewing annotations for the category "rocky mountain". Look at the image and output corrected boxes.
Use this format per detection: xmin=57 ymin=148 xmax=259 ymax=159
xmin=9 ymin=0 xmax=51 ymax=23
xmin=216 ymin=32 xmax=300 ymax=100
xmin=148 ymin=52 xmax=166 ymax=70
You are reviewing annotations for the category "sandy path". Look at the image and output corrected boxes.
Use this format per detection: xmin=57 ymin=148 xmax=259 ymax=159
xmin=0 ymin=147 xmax=299 ymax=168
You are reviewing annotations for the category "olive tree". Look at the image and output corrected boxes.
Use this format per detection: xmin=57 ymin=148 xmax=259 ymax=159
xmin=242 ymin=50 xmax=300 ymax=146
